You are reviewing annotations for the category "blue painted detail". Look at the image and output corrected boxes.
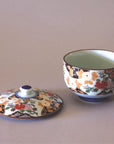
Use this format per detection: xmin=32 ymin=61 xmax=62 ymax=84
xmin=15 ymin=91 xmax=38 ymax=99
xmin=22 ymin=85 xmax=32 ymax=89
xmin=73 ymin=68 xmax=78 ymax=78
xmin=79 ymin=96 xmax=109 ymax=103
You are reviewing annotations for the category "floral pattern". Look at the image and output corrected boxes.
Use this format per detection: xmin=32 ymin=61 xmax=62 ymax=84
xmin=63 ymin=62 xmax=114 ymax=96
xmin=0 ymin=89 xmax=63 ymax=119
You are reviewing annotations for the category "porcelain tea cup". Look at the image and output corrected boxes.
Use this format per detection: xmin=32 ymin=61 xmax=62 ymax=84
xmin=63 ymin=49 xmax=114 ymax=102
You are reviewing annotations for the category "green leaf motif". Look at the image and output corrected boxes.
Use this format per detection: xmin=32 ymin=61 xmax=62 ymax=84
xmin=90 ymin=87 xmax=93 ymax=90
xmin=5 ymin=107 xmax=10 ymax=110
xmin=22 ymin=102 xmax=28 ymax=104
xmin=96 ymin=79 xmax=100 ymax=82
xmin=27 ymin=110 xmax=31 ymax=113
xmin=86 ymin=90 xmax=90 ymax=93
xmin=31 ymin=104 xmax=35 ymax=107
xmin=35 ymin=112 xmax=38 ymax=115
xmin=20 ymin=109 xmax=25 ymax=113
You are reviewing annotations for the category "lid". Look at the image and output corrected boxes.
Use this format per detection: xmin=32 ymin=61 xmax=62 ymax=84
xmin=0 ymin=85 xmax=63 ymax=119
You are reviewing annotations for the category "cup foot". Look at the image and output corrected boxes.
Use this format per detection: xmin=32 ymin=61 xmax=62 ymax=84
xmin=78 ymin=96 xmax=109 ymax=103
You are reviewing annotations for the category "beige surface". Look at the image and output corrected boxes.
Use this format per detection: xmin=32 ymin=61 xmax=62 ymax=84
xmin=0 ymin=0 xmax=114 ymax=144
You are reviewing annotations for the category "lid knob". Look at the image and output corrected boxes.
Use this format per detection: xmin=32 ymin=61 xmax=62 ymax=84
xmin=20 ymin=85 xmax=32 ymax=96
xmin=16 ymin=85 xmax=38 ymax=98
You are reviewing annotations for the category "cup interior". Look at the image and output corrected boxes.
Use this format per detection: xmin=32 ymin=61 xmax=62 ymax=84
xmin=64 ymin=50 xmax=114 ymax=69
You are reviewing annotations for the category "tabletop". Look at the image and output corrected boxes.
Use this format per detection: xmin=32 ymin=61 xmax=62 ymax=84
xmin=0 ymin=0 xmax=114 ymax=144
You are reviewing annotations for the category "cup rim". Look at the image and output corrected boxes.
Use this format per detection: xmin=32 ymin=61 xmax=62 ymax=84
xmin=63 ymin=49 xmax=114 ymax=70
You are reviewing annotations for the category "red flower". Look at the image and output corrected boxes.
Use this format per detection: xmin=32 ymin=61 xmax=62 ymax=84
xmin=14 ymin=104 xmax=25 ymax=110
xmin=95 ymin=81 xmax=108 ymax=89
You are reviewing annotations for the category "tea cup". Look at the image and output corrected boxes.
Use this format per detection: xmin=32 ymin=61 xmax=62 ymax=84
xmin=63 ymin=49 xmax=114 ymax=102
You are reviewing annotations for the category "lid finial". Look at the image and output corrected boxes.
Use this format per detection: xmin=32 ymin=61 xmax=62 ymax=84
xmin=16 ymin=85 xmax=38 ymax=98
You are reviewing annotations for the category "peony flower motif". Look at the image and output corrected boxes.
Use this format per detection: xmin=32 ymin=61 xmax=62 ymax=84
xmin=95 ymin=80 xmax=108 ymax=89
xmin=14 ymin=104 xmax=25 ymax=110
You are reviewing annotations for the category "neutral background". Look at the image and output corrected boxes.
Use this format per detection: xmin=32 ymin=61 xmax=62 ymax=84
xmin=0 ymin=0 xmax=114 ymax=144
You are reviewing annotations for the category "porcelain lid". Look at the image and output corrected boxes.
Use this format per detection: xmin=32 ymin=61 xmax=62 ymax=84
xmin=0 ymin=85 xmax=63 ymax=119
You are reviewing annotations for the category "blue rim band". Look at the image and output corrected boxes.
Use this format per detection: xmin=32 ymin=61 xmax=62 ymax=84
xmin=79 ymin=96 xmax=109 ymax=102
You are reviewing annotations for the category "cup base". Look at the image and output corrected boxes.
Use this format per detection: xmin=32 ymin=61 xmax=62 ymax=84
xmin=78 ymin=96 xmax=109 ymax=103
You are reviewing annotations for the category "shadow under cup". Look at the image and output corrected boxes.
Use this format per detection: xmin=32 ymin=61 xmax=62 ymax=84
xmin=63 ymin=49 xmax=114 ymax=102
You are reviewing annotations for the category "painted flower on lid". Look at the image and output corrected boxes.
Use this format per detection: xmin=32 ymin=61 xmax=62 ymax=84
xmin=14 ymin=104 xmax=25 ymax=110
